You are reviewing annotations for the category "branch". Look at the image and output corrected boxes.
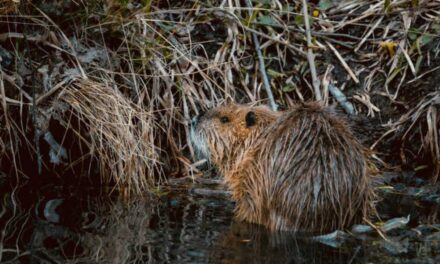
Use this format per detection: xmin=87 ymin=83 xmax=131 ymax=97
xmin=301 ymin=0 xmax=322 ymax=101
xmin=245 ymin=0 xmax=278 ymax=111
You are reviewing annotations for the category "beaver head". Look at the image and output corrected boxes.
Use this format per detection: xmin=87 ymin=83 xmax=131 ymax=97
xmin=190 ymin=104 xmax=280 ymax=166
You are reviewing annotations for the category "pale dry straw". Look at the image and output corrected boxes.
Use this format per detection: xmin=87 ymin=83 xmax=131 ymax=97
xmin=57 ymin=79 xmax=163 ymax=195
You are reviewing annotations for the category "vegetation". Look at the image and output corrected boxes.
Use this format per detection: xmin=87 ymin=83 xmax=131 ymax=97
xmin=0 ymin=0 xmax=439 ymax=195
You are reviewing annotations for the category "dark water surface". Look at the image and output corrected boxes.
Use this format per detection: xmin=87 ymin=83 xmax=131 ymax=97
xmin=0 ymin=179 xmax=439 ymax=263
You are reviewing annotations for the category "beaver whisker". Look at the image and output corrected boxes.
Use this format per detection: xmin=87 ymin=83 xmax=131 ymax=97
xmin=190 ymin=125 xmax=210 ymax=162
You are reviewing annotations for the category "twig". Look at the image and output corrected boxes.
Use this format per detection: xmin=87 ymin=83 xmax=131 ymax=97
xmin=34 ymin=6 xmax=87 ymax=79
xmin=301 ymin=0 xmax=321 ymax=101
xmin=190 ymin=187 xmax=231 ymax=198
xmin=252 ymin=22 xmax=366 ymax=41
xmin=353 ymin=93 xmax=380 ymax=117
xmin=326 ymin=41 xmax=360 ymax=84
xmin=0 ymin=96 xmax=30 ymax=105
xmin=370 ymin=128 xmax=397 ymax=150
xmin=319 ymin=35 xmax=354 ymax=49
xmin=0 ymin=66 xmax=8 ymax=126
xmin=407 ymin=65 xmax=440 ymax=84
xmin=399 ymin=43 xmax=416 ymax=75
xmin=348 ymin=246 xmax=361 ymax=264
xmin=32 ymin=82 xmax=42 ymax=175
xmin=1 ymin=71 xmax=33 ymax=102
xmin=363 ymin=217 xmax=389 ymax=242
xmin=354 ymin=17 xmax=384 ymax=52
xmin=243 ymin=26 xmax=307 ymax=57
xmin=245 ymin=0 xmax=278 ymax=111
xmin=195 ymin=178 xmax=223 ymax=185
xmin=0 ymin=65 xmax=20 ymax=180
xmin=20 ymin=22 xmax=43 ymax=175
xmin=44 ymin=132 xmax=67 ymax=165
xmin=36 ymin=77 xmax=72 ymax=105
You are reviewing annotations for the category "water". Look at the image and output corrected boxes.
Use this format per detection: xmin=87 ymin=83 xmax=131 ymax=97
xmin=0 ymin=180 xmax=439 ymax=263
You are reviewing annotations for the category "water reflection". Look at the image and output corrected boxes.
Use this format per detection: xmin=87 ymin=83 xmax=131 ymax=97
xmin=0 ymin=183 xmax=236 ymax=263
xmin=208 ymin=221 xmax=359 ymax=264
xmin=0 ymin=182 xmax=439 ymax=263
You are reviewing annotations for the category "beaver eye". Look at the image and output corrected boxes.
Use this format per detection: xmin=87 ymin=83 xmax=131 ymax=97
xmin=220 ymin=116 xmax=230 ymax=123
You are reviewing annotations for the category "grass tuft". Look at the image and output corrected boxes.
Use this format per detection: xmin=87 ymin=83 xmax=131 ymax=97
xmin=56 ymin=78 xmax=164 ymax=195
xmin=388 ymin=91 xmax=440 ymax=182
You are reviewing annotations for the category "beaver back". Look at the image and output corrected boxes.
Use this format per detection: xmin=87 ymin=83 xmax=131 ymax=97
xmin=230 ymin=103 xmax=375 ymax=232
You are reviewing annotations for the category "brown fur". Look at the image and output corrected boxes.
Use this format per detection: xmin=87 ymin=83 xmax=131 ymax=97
xmin=190 ymin=102 xmax=376 ymax=232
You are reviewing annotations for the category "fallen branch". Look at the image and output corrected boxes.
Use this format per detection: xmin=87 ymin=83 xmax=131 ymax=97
xmin=245 ymin=0 xmax=278 ymax=111
xmin=301 ymin=0 xmax=322 ymax=101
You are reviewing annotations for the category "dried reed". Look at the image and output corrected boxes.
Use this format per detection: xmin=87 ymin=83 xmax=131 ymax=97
xmin=57 ymin=79 xmax=163 ymax=194
xmin=387 ymin=91 xmax=440 ymax=182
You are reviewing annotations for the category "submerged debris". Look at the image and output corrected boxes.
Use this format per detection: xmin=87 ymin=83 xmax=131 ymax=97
xmin=382 ymin=215 xmax=411 ymax=232
xmin=311 ymin=230 xmax=350 ymax=248
xmin=352 ymin=216 xmax=411 ymax=235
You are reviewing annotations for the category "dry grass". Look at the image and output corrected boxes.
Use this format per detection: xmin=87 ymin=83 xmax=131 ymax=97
xmin=386 ymin=91 xmax=440 ymax=182
xmin=0 ymin=0 xmax=439 ymax=191
xmin=56 ymin=79 xmax=164 ymax=194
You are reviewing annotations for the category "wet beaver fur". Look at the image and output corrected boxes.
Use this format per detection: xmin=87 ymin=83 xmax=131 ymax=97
xmin=190 ymin=102 xmax=375 ymax=232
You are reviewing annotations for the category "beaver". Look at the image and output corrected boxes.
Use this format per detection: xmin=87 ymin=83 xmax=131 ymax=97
xmin=190 ymin=102 xmax=376 ymax=233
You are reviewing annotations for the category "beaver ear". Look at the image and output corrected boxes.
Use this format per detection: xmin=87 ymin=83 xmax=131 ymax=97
xmin=245 ymin=111 xmax=256 ymax=127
